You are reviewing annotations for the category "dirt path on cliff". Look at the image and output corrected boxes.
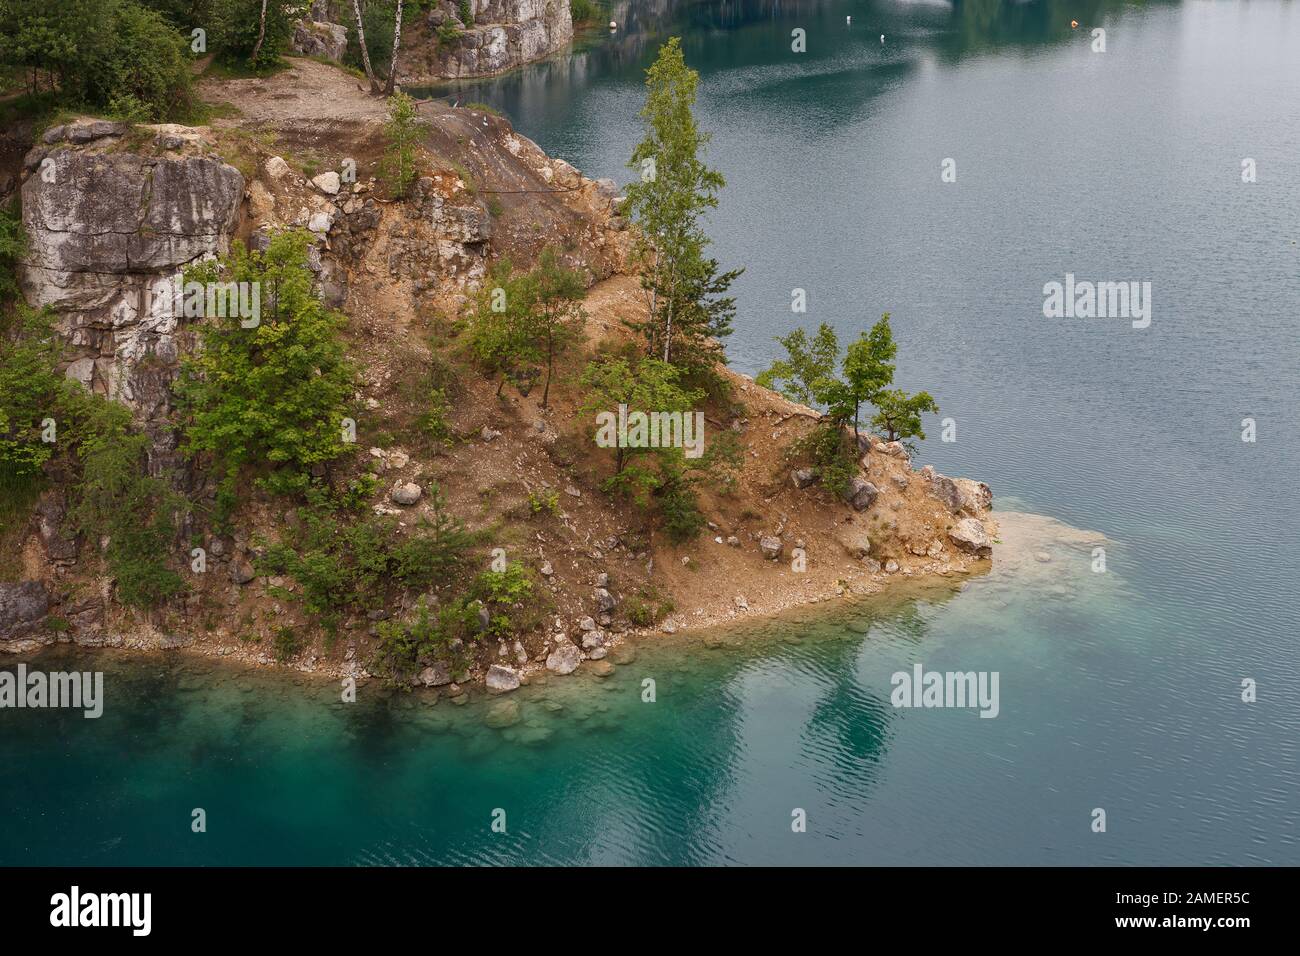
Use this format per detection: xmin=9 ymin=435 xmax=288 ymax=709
xmin=199 ymin=58 xmax=389 ymax=126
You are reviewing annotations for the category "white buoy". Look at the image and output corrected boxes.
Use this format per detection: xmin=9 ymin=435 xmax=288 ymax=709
xmin=881 ymin=34 xmax=885 ymax=44
xmin=609 ymin=21 xmax=617 ymax=30
xmin=846 ymin=15 xmax=851 ymax=25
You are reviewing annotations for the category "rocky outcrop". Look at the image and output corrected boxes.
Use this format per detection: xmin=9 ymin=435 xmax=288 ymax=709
xmin=292 ymin=20 xmax=348 ymax=62
xmin=409 ymin=0 xmax=573 ymax=80
xmin=0 ymin=581 xmax=49 ymax=644
xmin=18 ymin=124 xmax=244 ymax=476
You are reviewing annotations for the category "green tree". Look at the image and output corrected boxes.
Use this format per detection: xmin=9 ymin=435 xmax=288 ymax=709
xmin=755 ymin=323 xmax=840 ymax=407
xmin=624 ymin=37 xmax=741 ymax=367
xmin=0 ymin=306 xmax=73 ymax=482
xmin=69 ymin=417 xmax=186 ymax=608
xmin=0 ymin=0 xmax=193 ymax=118
xmin=380 ymin=90 xmax=422 ymax=198
xmin=526 ymin=247 xmax=586 ymax=409
xmin=577 ymin=355 xmax=708 ymax=539
xmin=830 ymin=313 xmax=897 ymax=440
xmin=175 ymin=230 xmax=356 ymax=513
xmin=345 ymin=0 xmax=383 ymax=91
xmin=464 ymin=258 xmax=539 ymax=397
xmin=212 ymin=0 xmax=300 ymax=70
xmin=871 ymin=388 xmax=939 ymax=451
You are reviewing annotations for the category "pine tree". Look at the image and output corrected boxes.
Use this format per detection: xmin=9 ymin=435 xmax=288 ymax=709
xmin=624 ymin=37 xmax=741 ymax=367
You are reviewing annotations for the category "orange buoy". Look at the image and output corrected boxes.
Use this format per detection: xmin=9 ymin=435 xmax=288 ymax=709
xmin=1071 ymin=20 xmax=1079 ymax=29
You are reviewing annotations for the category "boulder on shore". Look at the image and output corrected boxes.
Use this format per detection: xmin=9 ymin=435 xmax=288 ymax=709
xmin=948 ymin=517 xmax=993 ymax=556
xmin=546 ymin=643 xmax=582 ymax=675
xmin=485 ymin=664 xmax=520 ymax=693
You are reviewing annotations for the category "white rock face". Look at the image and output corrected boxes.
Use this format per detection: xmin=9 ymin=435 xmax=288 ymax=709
xmin=292 ymin=20 xmax=348 ymax=62
xmin=423 ymin=0 xmax=574 ymax=79
xmin=18 ymin=144 xmax=243 ymax=475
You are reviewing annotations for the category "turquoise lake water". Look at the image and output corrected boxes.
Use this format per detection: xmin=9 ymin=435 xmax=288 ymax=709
xmin=2 ymin=0 xmax=1298 ymax=864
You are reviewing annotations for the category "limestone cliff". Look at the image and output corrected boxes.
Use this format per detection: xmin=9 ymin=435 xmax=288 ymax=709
xmin=403 ymin=0 xmax=574 ymax=81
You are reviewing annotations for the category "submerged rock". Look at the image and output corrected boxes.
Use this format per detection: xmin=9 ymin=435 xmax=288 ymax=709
xmin=485 ymin=699 xmax=521 ymax=728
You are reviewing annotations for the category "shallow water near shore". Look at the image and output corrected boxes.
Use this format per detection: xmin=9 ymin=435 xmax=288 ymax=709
xmin=4 ymin=1 xmax=1300 ymax=864
xmin=1 ymin=512 xmax=1295 ymax=865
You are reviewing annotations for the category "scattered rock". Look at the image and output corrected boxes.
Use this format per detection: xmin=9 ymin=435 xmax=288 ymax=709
xmin=593 ymin=588 xmax=617 ymax=613
xmin=540 ymin=561 xmax=554 ymax=577
xmin=953 ymin=478 xmax=994 ymax=514
xmin=564 ymin=485 xmax=582 ymax=498
xmin=843 ymin=477 xmax=879 ymax=511
xmin=832 ymin=522 xmax=873 ymax=559
xmin=485 ymin=699 xmax=521 ymax=728
xmin=265 ymin=156 xmax=291 ymax=179
xmin=485 ymin=664 xmax=520 ymax=693
xmin=948 ymin=517 xmax=993 ymax=556
xmin=925 ymin=471 xmax=963 ymax=513
xmin=229 ymin=560 xmax=256 ymax=585
xmin=545 ymin=643 xmax=582 ymax=675
xmin=417 ymin=662 xmax=452 ymax=687
xmin=390 ymin=482 xmax=422 ymax=506
xmin=0 ymin=581 xmax=49 ymax=641
xmin=581 ymin=630 xmax=606 ymax=650
xmin=884 ymin=559 xmax=900 ymax=574
xmin=311 ymin=171 xmax=341 ymax=195
xmin=790 ymin=467 xmax=819 ymax=489
xmin=759 ymin=536 xmax=783 ymax=560
xmin=481 ymin=426 xmax=501 ymax=441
